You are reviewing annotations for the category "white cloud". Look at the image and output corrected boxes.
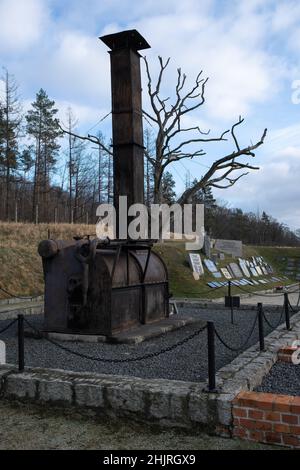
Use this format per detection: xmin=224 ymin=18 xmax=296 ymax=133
xmin=0 ymin=0 xmax=47 ymax=53
xmin=271 ymin=1 xmax=300 ymax=33
xmin=213 ymin=139 xmax=300 ymax=230
xmin=46 ymin=30 xmax=111 ymax=107
xmin=132 ymin=4 xmax=282 ymax=122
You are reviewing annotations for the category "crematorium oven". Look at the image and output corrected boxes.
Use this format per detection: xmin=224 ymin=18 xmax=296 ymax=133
xmin=39 ymin=29 xmax=170 ymax=337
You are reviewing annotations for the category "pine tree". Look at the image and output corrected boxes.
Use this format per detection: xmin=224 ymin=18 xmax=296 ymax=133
xmin=190 ymin=179 xmax=216 ymax=208
xmin=26 ymin=89 xmax=62 ymax=222
xmin=0 ymin=69 xmax=22 ymax=220
xmin=161 ymin=171 xmax=176 ymax=204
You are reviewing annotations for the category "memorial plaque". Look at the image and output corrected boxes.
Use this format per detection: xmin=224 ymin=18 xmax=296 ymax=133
xmin=266 ymin=264 xmax=274 ymax=274
xmin=229 ymin=263 xmax=243 ymax=278
xmin=213 ymin=282 xmax=222 ymax=287
xmin=0 ymin=341 xmax=5 ymax=365
xmin=231 ymin=280 xmax=242 ymax=286
xmin=261 ymin=267 xmax=268 ymax=275
xmin=204 ymin=259 xmax=218 ymax=273
xmin=221 ymin=268 xmax=232 ymax=279
xmin=214 ymin=239 xmax=243 ymax=258
xmin=239 ymin=259 xmax=251 ymax=277
xmin=250 ymin=267 xmax=259 ymax=277
xmin=188 ymin=253 xmax=204 ymax=278
xmin=255 ymin=266 xmax=263 ymax=276
xmin=207 ymin=282 xmax=216 ymax=288
xmin=212 ymin=271 xmax=222 ymax=279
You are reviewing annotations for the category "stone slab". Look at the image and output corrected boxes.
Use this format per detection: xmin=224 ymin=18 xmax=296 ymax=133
xmin=229 ymin=263 xmax=243 ymax=278
xmin=44 ymin=316 xmax=205 ymax=345
xmin=214 ymin=239 xmax=243 ymax=258
xmin=188 ymin=253 xmax=204 ymax=277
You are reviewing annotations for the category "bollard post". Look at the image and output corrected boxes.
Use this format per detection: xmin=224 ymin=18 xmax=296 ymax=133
xmin=18 ymin=314 xmax=25 ymax=372
xmin=257 ymin=303 xmax=265 ymax=351
xmin=225 ymin=281 xmax=234 ymax=325
xmin=228 ymin=280 xmax=231 ymax=298
xmin=207 ymin=321 xmax=217 ymax=392
xmin=284 ymin=293 xmax=290 ymax=330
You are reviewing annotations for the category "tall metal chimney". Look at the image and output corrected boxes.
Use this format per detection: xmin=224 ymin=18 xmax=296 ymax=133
xmin=100 ymin=30 xmax=150 ymax=237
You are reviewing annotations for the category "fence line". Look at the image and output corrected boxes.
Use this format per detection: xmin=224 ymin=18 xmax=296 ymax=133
xmin=214 ymin=313 xmax=258 ymax=353
xmin=0 ymin=286 xmax=43 ymax=301
xmin=23 ymin=318 xmax=207 ymax=364
xmin=0 ymin=291 xmax=299 ymax=392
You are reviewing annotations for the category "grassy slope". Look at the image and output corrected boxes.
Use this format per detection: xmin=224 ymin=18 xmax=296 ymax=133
xmin=0 ymin=223 xmax=95 ymax=299
xmin=155 ymin=242 xmax=300 ymax=298
xmin=0 ymin=222 xmax=299 ymax=299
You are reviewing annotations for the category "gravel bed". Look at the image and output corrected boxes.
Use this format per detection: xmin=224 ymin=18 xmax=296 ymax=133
xmin=0 ymin=305 xmax=294 ymax=383
xmin=256 ymin=362 xmax=300 ymax=396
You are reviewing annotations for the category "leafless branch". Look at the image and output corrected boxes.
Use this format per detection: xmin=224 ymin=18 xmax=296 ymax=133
xmin=59 ymin=124 xmax=113 ymax=156
xmin=177 ymin=126 xmax=267 ymax=204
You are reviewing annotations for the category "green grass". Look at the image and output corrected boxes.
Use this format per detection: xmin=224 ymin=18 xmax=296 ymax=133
xmin=0 ymin=222 xmax=299 ymax=299
xmin=154 ymin=242 xmax=300 ymax=299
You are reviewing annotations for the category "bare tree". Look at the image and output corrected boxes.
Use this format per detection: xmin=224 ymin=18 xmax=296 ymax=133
xmin=63 ymin=107 xmax=79 ymax=222
xmin=143 ymin=56 xmax=267 ymax=204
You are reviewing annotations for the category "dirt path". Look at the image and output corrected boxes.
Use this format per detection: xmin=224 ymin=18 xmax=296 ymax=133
xmin=0 ymin=400 xmax=273 ymax=450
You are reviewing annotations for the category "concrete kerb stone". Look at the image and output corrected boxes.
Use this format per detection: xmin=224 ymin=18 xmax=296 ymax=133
xmin=0 ymin=364 xmax=220 ymax=431
xmin=38 ymin=378 xmax=73 ymax=404
xmin=5 ymin=372 xmax=38 ymax=400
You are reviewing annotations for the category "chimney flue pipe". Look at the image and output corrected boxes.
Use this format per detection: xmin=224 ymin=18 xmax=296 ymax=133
xmin=100 ymin=30 xmax=151 ymax=238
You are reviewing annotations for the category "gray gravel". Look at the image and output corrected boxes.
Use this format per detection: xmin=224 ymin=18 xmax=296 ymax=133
xmin=0 ymin=305 xmax=294 ymax=382
xmin=256 ymin=362 xmax=300 ymax=396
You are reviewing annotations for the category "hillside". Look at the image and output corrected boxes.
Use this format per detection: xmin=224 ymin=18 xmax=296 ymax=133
xmin=0 ymin=223 xmax=299 ymax=300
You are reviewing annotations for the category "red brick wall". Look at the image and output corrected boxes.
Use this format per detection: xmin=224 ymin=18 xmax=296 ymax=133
xmin=277 ymin=346 xmax=298 ymax=363
xmin=233 ymin=391 xmax=300 ymax=448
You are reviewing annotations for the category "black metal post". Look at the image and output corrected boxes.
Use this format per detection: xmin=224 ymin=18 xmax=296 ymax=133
xmin=18 ymin=314 xmax=25 ymax=372
xmin=228 ymin=280 xmax=231 ymax=298
xmin=228 ymin=281 xmax=234 ymax=324
xmin=257 ymin=303 xmax=265 ymax=351
xmin=207 ymin=321 xmax=216 ymax=392
xmin=284 ymin=293 xmax=290 ymax=330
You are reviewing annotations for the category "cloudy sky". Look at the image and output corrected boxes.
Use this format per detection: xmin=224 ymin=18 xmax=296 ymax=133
xmin=0 ymin=0 xmax=300 ymax=230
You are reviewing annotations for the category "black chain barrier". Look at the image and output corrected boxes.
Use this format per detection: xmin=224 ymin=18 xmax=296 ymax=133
xmin=0 ymin=285 xmax=42 ymax=301
xmin=214 ymin=312 xmax=258 ymax=353
xmin=234 ymin=283 xmax=300 ymax=298
xmin=288 ymin=299 xmax=299 ymax=313
xmin=0 ymin=318 xmax=18 ymax=336
xmin=24 ymin=318 xmax=207 ymax=364
xmin=262 ymin=305 xmax=285 ymax=329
